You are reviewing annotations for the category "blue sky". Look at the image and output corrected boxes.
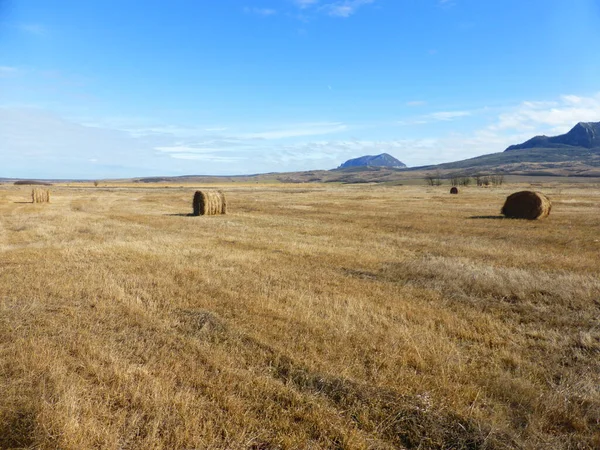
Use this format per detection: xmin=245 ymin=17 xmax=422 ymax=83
xmin=1 ymin=0 xmax=600 ymax=178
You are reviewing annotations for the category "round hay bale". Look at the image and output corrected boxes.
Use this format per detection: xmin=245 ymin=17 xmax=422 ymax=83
xmin=193 ymin=190 xmax=227 ymax=216
xmin=501 ymin=191 xmax=551 ymax=220
xmin=450 ymin=187 xmax=459 ymax=194
xmin=32 ymin=188 xmax=50 ymax=203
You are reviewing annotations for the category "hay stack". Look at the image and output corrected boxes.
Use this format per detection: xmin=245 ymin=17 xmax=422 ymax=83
xmin=32 ymin=188 xmax=50 ymax=203
xmin=193 ymin=190 xmax=227 ymax=216
xmin=501 ymin=191 xmax=551 ymax=220
xmin=450 ymin=187 xmax=459 ymax=194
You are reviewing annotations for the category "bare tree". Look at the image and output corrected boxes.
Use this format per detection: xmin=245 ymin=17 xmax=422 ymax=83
xmin=450 ymin=173 xmax=460 ymax=187
xmin=490 ymin=174 xmax=505 ymax=186
xmin=459 ymin=176 xmax=472 ymax=186
xmin=424 ymin=171 xmax=443 ymax=186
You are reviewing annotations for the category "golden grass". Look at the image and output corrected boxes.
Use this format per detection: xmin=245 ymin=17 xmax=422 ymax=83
xmin=0 ymin=183 xmax=599 ymax=449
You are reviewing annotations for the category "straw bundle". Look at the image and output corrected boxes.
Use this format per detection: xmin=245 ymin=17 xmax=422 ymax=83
xmin=450 ymin=187 xmax=459 ymax=194
xmin=501 ymin=191 xmax=551 ymax=220
xmin=32 ymin=188 xmax=50 ymax=203
xmin=193 ymin=190 xmax=227 ymax=216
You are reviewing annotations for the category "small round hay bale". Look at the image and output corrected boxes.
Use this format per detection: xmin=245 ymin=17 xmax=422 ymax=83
xmin=193 ymin=190 xmax=227 ymax=216
xmin=501 ymin=191 xmax=551 ymax=220
xmin=450 ymin=187 xmax=459 ymax=194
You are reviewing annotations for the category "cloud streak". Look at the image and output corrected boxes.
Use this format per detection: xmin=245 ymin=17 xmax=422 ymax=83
xmin=243 ymin=7 xmax=277 ymax=16
xmin=289 ymin=0 xmax=376 ymax=18
xmin=320 ymin=0 xmax=375 ymax=18
xmin=398 ymin=110 xmax=472 ymax=125
xmin=244 ymin=122 xmax=348 ymax=139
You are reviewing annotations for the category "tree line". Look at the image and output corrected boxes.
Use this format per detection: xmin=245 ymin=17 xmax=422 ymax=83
xmin=424 ymin=171 xmax=505 ymax=187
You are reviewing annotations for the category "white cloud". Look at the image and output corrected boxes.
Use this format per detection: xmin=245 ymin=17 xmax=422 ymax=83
xmin=406 ymin=100 xmax=427 ymax=107
xmin=168 ymin=154 xmax=246 ymax=162
xmin=428 ymin=110 xmax=472 ymax=121
xmin=398 ymin=110 xmax=472 ymax=125
xmin=291 ymin=0 xmax=375 ymax=18
xmin=294 ymin=0 xmax=320 ymax=8
xmin=243 ymin=7 xmax=277 ymax=16
xmin=321 ymin=0 xmax=375 ymax=17
xmin=490 ymin=93 xmax=600 ymax=133
xmin=244 ymin=122 xmax=348 ymax=139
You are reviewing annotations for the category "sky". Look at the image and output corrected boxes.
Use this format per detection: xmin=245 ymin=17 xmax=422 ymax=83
xmin=1 ymin=0 xmax=600 ymax=179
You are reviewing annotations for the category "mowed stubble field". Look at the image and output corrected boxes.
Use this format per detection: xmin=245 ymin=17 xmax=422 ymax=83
xmin=0 ymin=182 xmax=599 ymax=449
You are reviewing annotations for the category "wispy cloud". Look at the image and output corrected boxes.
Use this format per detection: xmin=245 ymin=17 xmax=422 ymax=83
xmin=428 ymin=110 xmax=472 ymax=121
xmin=438 ymin=0 xmax=456 ymax=7
xmin=294 ymin=0 xmax=320 ymax=8
xmin=406 ymin=100 xmax=427 ymax=107
xmin=243 ymin=7 xmax=277 ymax=16
xmin=290 ymin=0 xmax=375 ymax=18
xmin=489 ymin=93 xmax=600 ymax=133
xmin=320 ymin=0 xmax=375 ymax=17
xmin=244 ymin=122 xmax=348 ymax=139
xmin=398 ymin=110 xmax=472 ymax=125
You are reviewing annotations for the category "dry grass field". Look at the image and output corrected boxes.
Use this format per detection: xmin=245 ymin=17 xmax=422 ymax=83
xmin=0 ymin=182 xmax=599 ymax=449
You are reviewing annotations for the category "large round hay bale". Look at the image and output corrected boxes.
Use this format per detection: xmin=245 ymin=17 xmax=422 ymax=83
xmin=501 ymin=191 xmax=551 ymax=220
xmin=450 ymin=187 xmax=459 ymax=194
xmin=32 ymin=188 xmax=50 ymax=203
xmin=193 ymin=190 xmax=226 ymax=216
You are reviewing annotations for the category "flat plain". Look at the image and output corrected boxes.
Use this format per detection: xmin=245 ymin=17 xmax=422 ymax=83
xmin=0 ymin=182 xmax=599 ymax=449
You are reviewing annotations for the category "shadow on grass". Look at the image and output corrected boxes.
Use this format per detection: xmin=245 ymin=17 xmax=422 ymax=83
xmin=469 ymin=215 xmax=506 ymax=220
xmin=13 ymin=201 xmax=33 ymax=204
xmin=165 ymin=213 xmax=196 ymax=217
xmin=0 ymin=410 xmax=35 ymax=449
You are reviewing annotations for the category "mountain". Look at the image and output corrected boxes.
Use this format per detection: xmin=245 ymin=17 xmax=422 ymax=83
xmin=505 ymin=122 xmax=600 ymax=151
xmin=338 ymin=153 xmax=406 ymax=169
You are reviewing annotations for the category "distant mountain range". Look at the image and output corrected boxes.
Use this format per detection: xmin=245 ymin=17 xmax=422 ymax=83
xmin=407 ymin=121 xmax=600 ymax=177
xmin=338 ymin=153 xmax=406 ymax=169
xmin=505 ymin=122 xmax=600 ymax=151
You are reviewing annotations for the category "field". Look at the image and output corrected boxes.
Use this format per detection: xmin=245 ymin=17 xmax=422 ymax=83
xmin=0 ymin=182 xmax=599 ymax=449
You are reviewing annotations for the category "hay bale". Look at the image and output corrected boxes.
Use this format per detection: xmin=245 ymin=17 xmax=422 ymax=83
xmin=501 ymin=191 xmax=551 ymax=220
xmin=32 ymin=188 xmax=50 ymax=203
xmin=450 ymin=187 xmax=459 ymax=194
xmin=192 ymin=190 xmax=226 ymax=216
